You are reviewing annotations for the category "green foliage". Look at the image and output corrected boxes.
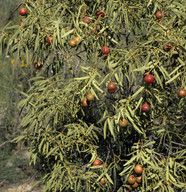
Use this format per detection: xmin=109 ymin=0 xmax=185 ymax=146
xmin=120 ymin=141 xmax=186 ymax=191
xmin=1 ymin=0 xmax=186 ymax=191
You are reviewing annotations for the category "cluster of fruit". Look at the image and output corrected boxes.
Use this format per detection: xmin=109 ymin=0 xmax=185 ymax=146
xmin=19 ymin=7 xmax=185 ymax=100
xmin=126 ymin=164 xmax=143 ymax=191
xmin=19 ymin=8 xmax=27 ymax=26
xmin=142 ymin=72 xmax=185 ymax=113
xmin=19 ymin=8 xmax=110 ymax=69
xmin=82 ymin=93 xmax=94 ymax=107
xmin=92 ymin=159 xmax=106 ymax=185
xmin=69 ymin=36 xmax=81 ymax=47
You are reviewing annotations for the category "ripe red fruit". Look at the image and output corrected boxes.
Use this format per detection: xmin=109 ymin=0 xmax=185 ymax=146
xmin=132 ymin=182 xmax=139 ymax=188
xmin=136 ymin=176 xmax=142 ymax=183
xmin=118 ymin=119 xmax=128 ymax=127
xmin=82 ymin=98 xmax=88 ymax=107
xmin=93 ymin=159 xmax=101 ymax=166
xmin=86 ymin=93 xmax=94 ymax=101
xmin=141 ymin=103 xmax=151 ymax=112
xmin=101 ymin=46 xmax=110 ymax=54
xmin=47 ymin=36 xmax=54 ymax=44
xmin=99 ymin=177 xmax=106 ymax=185
xmin=128 ymin=175 xmax=136 ymax=185
xmin=156 ymin=11 xmax=163 ymax=19
xmin=97 ymin=11 xmax=105 ymax=18
xmin=163 ymin=43 xmax=173 ymax=52
xmin=145 ymin=74 xmax=154 ymax=84
xmin=177 ymin=88 xmax=186 ymax=98
xmin=83 ymin=17 xmax=90 ymax=24
xmin=134 ymin=164 xmax=143 ymax=175
xmin=69 ymin=39 xmax=76 ymax=47
xmin=19 ymin=8 xmax=27 ymax=16
xmin=19 ymin=20 xmax=23 ymax=26
xmin=108 ymin=82 xmax=116 ymax=93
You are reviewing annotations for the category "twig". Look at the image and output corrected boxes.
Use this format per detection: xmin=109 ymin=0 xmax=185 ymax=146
xmin=0 ymin=179 xmax=6 ymax=187
xmin=0 ymin=140 xmax=12 ymax=148
xmin=171 ymin=141 xmax=186 ymax=147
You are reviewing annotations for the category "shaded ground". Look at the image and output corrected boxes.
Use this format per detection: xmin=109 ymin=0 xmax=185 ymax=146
xmin=0 ymin=178 xmax=42 ymax=192
xmin=0 ymin=145 xmax=43 ymax=192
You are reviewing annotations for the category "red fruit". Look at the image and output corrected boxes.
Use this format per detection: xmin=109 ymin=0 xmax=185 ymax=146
xmin=128 ymin=175 xmax=136 ymax=185
xmin=19 ymin=8 xmax=27 ymax=16
xmin=86 ymin=93 xmax=94 ymax=101
xmin=101 ymin=46 xmax=110 ymax=54
xmin=141 ymin=103 xmax=151 ymax=112
xmin=97 ymin=11 xmax=105 ymax=18
xmin=47 ymin=36 xmax=54 ymax=44
xmin=82 ymin=98 xmax=88 ymax=107
xmin=163 ymin=43 xmax=173 ymax=52
xmin=19 ymin=20 xmax=23 ymax=26
xmin=99 ymin=177 xmax=106 ymax=184
xmin=108 ymin=82 xmax=116 ymax=93
xmin=132 ymin=182 xmax=139 ymax=188
xmin=118 ymin=119 xmax=128 ymax=127
xmin=134 ymin=164 xmax=143 ymax=175
xmin=177 ymin=88 xmax=186 ymax=98
xmin=156 ymin=11 xmax=163 ymax=19
xmin=136 ymin=176 xmax=142 ymax=183
xmin=145 ymin=74 xmax=154 ymax=84
xmin=93 ymin=159 xmax=101 ymax=166
xmin=83 ymin=17 xmax=90 ymax=24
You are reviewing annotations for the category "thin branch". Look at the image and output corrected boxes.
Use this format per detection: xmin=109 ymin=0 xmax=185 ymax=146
xmin=171 ymin=141 xmax=186 ymax=147
xmin=0 ymin=140 xmax=12 ymax=148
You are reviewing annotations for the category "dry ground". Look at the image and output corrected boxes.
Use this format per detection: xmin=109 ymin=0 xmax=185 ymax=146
xmin=0 ymin=178 xmax=42 ymax=192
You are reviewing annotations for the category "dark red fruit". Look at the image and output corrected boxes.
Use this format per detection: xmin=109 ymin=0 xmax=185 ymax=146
xmin=156 ymin=11 xmax=163 ymax=19
xmin=19 ymin=20 xmax=23 ymax=26
xmin=177 ymin=88 xmax=186 ymax=98
xmin=108 ymin=82 xmax=116 ymax=93
xmin=19 ymin=8 xmax=27 ymax=16
xmin=97 ymin=11 xmax=105 ymax=18
xmin=134 ymin=164 xmax=143 ymax=175
xmin=145 ymin=74 xmax=154 ymax=84
xmin=83 ymin=17 xmax=90 ymax=24
xmin=82 ymin=98 xmax=88 ymax=107
xmin=101 ymin=46 xmax=110 ymax=54
xmin=47 ymin=36 xmax=54 ymax=44
xmin=93 ymin=159 xmax=101 ymax=166
xmin=128 ymin=175 xmax=136 ymax=185
xmin=163 ymin=43 xmax=173 ymax=52
xmin=141 ymin=103 xmax=151 ymax=112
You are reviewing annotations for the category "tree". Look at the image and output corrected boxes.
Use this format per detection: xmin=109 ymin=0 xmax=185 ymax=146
xmin=1 ymin=0 xmax=185 ymax=191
